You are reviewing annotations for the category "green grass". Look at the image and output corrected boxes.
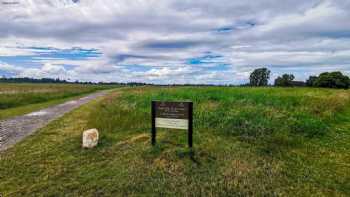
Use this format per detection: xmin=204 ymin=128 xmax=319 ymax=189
xmin=0 ymin=83 xmax=118 ymax=120
xmin=0 ymin=87 xmax=349 ymax=196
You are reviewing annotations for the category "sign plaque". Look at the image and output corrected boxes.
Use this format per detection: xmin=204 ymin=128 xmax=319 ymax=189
xmin=151 ymin=101 xmax=193 ymax=148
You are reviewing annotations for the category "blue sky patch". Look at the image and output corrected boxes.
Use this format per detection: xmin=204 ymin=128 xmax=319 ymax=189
xmin=0 ymin=47 xmax=102 ymax=68
xmin=30 ymin=47 xmax=102 ymax=60
xmin=186 ymin=53 xmax=224 ymax=65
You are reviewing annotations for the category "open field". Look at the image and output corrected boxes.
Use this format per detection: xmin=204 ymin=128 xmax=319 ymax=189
xmin=0 ymin=83 xmax=117 ymax=120
xmin=0 ymin=87 xmax=349 ymax=196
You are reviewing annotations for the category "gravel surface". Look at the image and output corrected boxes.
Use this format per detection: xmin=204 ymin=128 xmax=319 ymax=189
xmin=0 ymin=91 xmax=107 ymax=152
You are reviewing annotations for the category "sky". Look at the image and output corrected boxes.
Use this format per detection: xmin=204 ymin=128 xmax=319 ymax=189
xmin=0 ymin=0 xmax=349 ymax=84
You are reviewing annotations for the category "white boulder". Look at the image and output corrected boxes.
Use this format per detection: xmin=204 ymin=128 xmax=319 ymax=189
xmin=82 ymin=128 xmax=99 ymax=148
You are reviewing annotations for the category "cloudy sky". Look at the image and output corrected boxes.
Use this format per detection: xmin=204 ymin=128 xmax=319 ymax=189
xmin=0 ymin=0 xmax=349 ymax=84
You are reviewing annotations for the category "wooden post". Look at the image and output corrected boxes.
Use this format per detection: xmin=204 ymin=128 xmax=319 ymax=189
xmin=188 ymin=102 xmax=193 ymax=148
xmin=151 ymin=101 xmax=156 ymax=146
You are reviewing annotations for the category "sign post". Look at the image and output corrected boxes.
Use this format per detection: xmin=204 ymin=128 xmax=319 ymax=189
xmin=151 ymin=101 xmax=157 ymax=146
xmin=188 ymin=102 xmax=193 ymax=148
xmin=151 ymin=101 xmax=193 ymax=148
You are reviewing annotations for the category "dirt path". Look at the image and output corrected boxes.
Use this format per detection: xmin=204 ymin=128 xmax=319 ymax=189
xmin=0 ymin=91 xmax=107 ymax=152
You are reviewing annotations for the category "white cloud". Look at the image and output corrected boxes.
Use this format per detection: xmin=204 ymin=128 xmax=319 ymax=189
xmin=0 ymin=62 xmax=22 ymax=74
xmin=16 ymin=63 xmax=71 ymax=79
xmin=0 ymin=0 xmax=349 ymax=84
xmin=0 ymin=47 xmax=35 ymax=56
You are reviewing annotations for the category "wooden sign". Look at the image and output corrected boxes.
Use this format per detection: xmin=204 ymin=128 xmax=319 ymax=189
xmin=155 ymin=101 xmax=190 ymax=130
xmin=151 ymin=101 xmax=193 ymax=148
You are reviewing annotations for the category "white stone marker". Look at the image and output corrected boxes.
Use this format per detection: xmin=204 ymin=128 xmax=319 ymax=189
xmin=82 ymin=128 xmax=99 ymax=148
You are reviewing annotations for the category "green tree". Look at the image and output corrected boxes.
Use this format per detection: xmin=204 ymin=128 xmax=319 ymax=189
xmin=274 ymin=74 xmax=295 ymax=87
xmin=314 ymin=72 xmax=350 ymax=89
xmin=306 ymin=76 xmax=318 ymax=87
xmin=249 ymin=68 xmax=271 ymax=86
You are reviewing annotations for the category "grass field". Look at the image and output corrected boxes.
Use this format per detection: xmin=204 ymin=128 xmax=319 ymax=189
xmin=0 ymin=87 xmax=349 ymax=196
xmin=0 ymin=83 xmax=116 ymax=120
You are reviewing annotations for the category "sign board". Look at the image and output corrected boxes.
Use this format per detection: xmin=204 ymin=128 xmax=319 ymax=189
xmin=155 ymin=101 xmax=190 ymax=130
xmin=151 ymin=101 xmax=193 ymax=148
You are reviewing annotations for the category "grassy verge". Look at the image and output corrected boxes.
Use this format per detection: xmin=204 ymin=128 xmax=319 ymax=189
xmin=0 ymin=93 xmax=92 ymax=120
xmin=0 ymin=83 xmax=118 ymax=120
xmin=0 ymin=87 xmax=349 ymax=196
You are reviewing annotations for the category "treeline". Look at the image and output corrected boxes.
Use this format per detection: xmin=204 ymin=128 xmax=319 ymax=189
xmin=1 ymin=69 xmax=349 ymax=89
xmin=305 ymin=72 xmax=350 ymax=89
xmin=249 ymin=68 xmax=350 ymax=89
xmin=0 ymin=77 xmax=237 ymax=87
xmin=0 ymin=77 xmax=70 ymax=84
xmin=154 ymin=84 xmax=237 ymax=87
xmin=0 ymin=77 xmax=148 ymax=86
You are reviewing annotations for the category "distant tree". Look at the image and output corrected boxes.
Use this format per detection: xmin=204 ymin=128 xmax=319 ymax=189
xmin=274 ymin=74 xmax=295 ymax=87
xmin=306 ymin=76 xmax=318 ymax=87
xmin=313 ymin=72 xmax=350 ymax=89
xmin=249 ymin=68 xmax=271 ymax=86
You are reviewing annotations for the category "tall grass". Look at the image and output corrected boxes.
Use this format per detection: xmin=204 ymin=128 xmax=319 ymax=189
xmin=84 ymin=87 xmax=350 ymax=195
xmin=0 ymin=83 xmax=116 ymax=110
xmin=0 ymin=87 xmax=349 ymax=196
xmin=89 ymin=87 xmax=350 ymax=140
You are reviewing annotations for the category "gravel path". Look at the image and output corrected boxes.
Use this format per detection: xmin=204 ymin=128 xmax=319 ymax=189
xmin=0 ymin=91 xmax=107 ymax=152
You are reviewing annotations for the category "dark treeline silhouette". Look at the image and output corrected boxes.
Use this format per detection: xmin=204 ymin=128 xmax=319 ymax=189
xmin=0 ymin=77 xmax=69 ymax=84
xmin=0 ymin=77 xmax=149 ymax=86
xmin=0 ymin=77 xmax=239 ymax=87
